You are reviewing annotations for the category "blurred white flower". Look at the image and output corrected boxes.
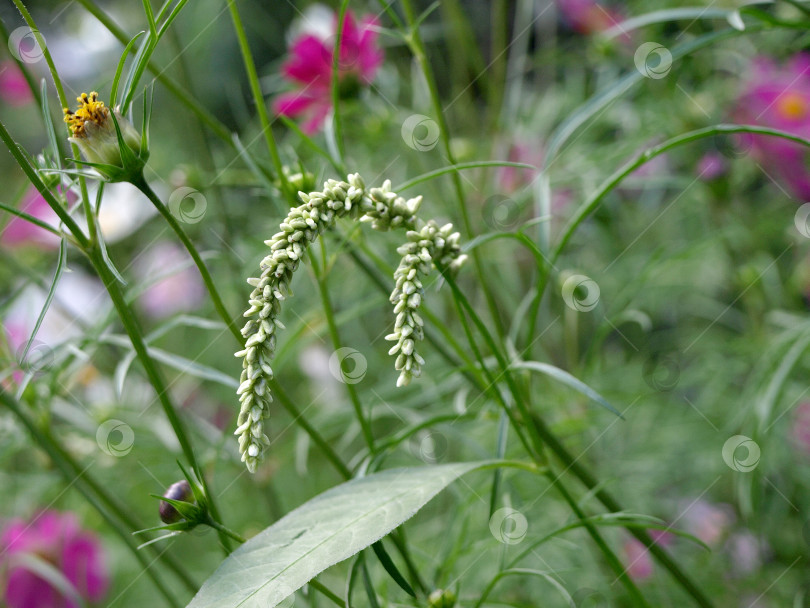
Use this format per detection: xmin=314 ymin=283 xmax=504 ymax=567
xmin=134 ymin=241 xmax=205 ymax=319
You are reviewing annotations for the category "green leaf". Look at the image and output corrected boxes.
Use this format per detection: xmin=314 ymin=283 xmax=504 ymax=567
xmin=20 ymin=238 xmax=67 ymax=363
xmin=601 ymin=7 xmax=739 ymax=38
xmin=110 ymin=31 xmax=146 ymax=108
xmin=187 ymin=462 xmax=494 ymax=608
xmin=513 ymin=361 xmax=624 ymax=418
xmin=40 ymin=79 xmax=61 ymax=170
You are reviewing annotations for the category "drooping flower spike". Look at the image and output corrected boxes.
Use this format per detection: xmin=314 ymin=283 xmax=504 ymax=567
xmin=234 ymin=174 xmax=466 ymax=472
xmin=63 ymin=91 xmax=148 ymax=182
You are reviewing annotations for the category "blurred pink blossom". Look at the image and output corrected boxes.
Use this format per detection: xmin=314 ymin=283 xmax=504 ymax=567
xmin=680 ymin=499 xmax=735 ymax=547
xmin=697 ymin=152 xmax=728 ymax=181
xmin=497 ymin=142 xmax=542 ymax=193
xmin=557 ymin=0 xmax=625 ymax=35
xmin=791 ymin=401 xmax=810 ymax=455
xmin=623 ymin=530 xmax=673 ymax=581
xmin=136 ymin=242 xmax=206 ymax=319
xmin=725 ymin=531 xmax=763 ymax=578
xmin=734 ymin=53 xmax=810 ymax=200
xmin=1 ymin=510 xmax=109 ymax=608
xmin=273 ymin=9 xmax=383 ymax=134
xmin=1 ymin=187 xmax=65 ymax=250
xmin=0 ymin=61 xmax=33 ymax=106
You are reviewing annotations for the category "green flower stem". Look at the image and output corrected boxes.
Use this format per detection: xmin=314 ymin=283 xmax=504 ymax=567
xmin=0 ymin=119 xmax=88 ymax=248
xmin=75 ymin=0 xmax=232 ymax=143
xmin=330 ymin=0 xmax=351 ymax=165
xmin=87 ymin=246 xmax=233 ymax=554
xmin=309 ymin=579 xmax=346 ymax=607
xmin=0 ymin=390 xmax=182 ymax=608
xmin=311 ymin=243 xmax=375 ymax=454
xmin=226 ymin=0 xmax=291 ymax=203
xmin=399 ymin=0 xmax=506 ymax=343
xmin=525 ymin=123 xmax=810 ymax=349
xmin=205 ymin=517 xmax=247 ymax=544
xmin=268 ymin=377 xmax=353 ymax=480
xmin=440 ymin=267 xmax=714 ymax=607
xmin=45 ymin=430 xmax=199 ymax=593
xmin=132 ymin=175 xmax=242 ymax=344
xmin=13 ymin=0 xmax=94 ymax=244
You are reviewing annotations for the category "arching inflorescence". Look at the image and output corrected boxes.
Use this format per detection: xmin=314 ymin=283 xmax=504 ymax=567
xmin=235 ymin=174 xmax=467 ymax=472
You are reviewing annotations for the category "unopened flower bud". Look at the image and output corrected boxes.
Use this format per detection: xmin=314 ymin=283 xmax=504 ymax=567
xmin=427 ymin=588 xmax=457 ymax=608
xmin=159 ymin=480 xmax=193 ymax=524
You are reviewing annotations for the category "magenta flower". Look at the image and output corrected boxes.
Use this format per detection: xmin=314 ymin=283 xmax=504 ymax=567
xmin=734 ymin=53 xmax=810 ymax=200
xmin=696 ymin=152 xmax=728 ymax=181
xmin=1 ymin=187 xmax=64 ymax=250
xmin=1 ymin=510 xmax=109 ymax=608
xmin=0 ymin=61 xmax=33 ymax=107
xmin=273 ymin=9 xmax=383 ymax=134
xmin=557 ymin=0 xmax=624 ymax=35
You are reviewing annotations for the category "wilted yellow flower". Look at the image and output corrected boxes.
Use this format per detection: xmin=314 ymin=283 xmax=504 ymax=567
xmin=63 ymin=92 xmax=146 ymax=182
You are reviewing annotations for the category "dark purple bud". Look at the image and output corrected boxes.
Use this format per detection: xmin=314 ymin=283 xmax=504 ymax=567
xmin=159 ymin=480 xmax=193 ymax=524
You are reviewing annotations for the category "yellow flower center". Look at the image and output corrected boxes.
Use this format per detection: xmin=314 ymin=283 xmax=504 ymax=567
xmin=776 ymin=91 xmax=807 ymax=121
xmin=63 ymin=91 xmax=109 ymax=138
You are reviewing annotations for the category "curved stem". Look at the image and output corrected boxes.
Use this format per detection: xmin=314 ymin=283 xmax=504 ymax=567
xmin=206 ymin=518 xmax=247 ymax=544
xmin=133 ymin=175 xmax=242 ymax=344
xmin=88 ymin=246 xmax=233 ymax=554
xmin=312 ymin=243 xmax=375 ymax=453
xmin=0 ymin=391 xmax=182 ymax=608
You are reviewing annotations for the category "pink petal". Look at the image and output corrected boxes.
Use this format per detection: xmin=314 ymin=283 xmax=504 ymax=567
xmin=61 ymin=534 xmax=109 ymax=602
xmin=282 ymin=35 xmax=332 ymax=85
xmin=4 ymin=567 xmax=64 ymax=608
xmin=273 ymin=91 xmax=321 ymax=118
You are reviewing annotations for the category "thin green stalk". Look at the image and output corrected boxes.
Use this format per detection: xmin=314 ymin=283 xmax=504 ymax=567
xmin=87 ymin=246 xmax=233 ymax=554
xmin=330 ymin=0 xmax=351 ymax=165
xmin=0 ymin=391 xmax=182 ymax=608
xmin=132 ymin=175 xmax=242 ymax=343
xmin=13 ymin=0 xmax=94 ymax=244
xmin=45 ymin=431 xmax=199 ymax=593
xmin=76 ymin=0 xmax=232 ymax=143
xmin=206 ymin=517 xmax=247 ymax=544
xmin=226 ymin=0 xmax=291 ymax=202
xmin=312 ymin=242 xmax=375 ymax=453
xmin=440 ymin=268 xmax=714 ymax=607
xmin=525 ymin=124 xmax=810 ymax=348
xmin=268 ymin=377 xmax=353 ymax=480
xmin=399 ymin=0 xmax=506 ymax=342
xmin=309 ymin=579 xmax=346 ymax=607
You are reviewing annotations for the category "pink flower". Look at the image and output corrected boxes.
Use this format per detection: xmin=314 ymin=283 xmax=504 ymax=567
xmin=273 ymin=9 xmax=383 ymax=134
xmin=791 ymin=402 xmax=810 ymax=455
xmin=733 ymin=53 xmax=810 ymax=200
xmin=558 ymin=0 xmax=625 ymax=35
xmin=135 ymin=242 xmax=205 ymax=319
xmin=1 ymin=187 xmax=64 ymax=250
xmin=0 ymin=61 xmax=33 ymax=106
xmin=497 ymin=142 xmax=542 ymax=193
xmin=680 ymin=499 xmax=735 ymax=547
xmin=1 ymin=510 xmax=109 ymax=608
xmin=696 ymin=152 xmax=728 ymax=181
xmin=623 ymin=530 xmax=673 ymax=581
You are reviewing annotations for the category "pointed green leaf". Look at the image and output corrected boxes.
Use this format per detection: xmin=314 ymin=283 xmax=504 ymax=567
xmin=187 ymin=462 xmax=496 ymax=608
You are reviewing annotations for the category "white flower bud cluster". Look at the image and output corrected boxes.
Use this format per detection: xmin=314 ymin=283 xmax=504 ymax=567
xmin=234 ymin=174 xmax=467 ymax=471
xmin=386 ymin=221 xmax=467 ymax=387
xmin=235 ymin=173 xmax=369 ymax=472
